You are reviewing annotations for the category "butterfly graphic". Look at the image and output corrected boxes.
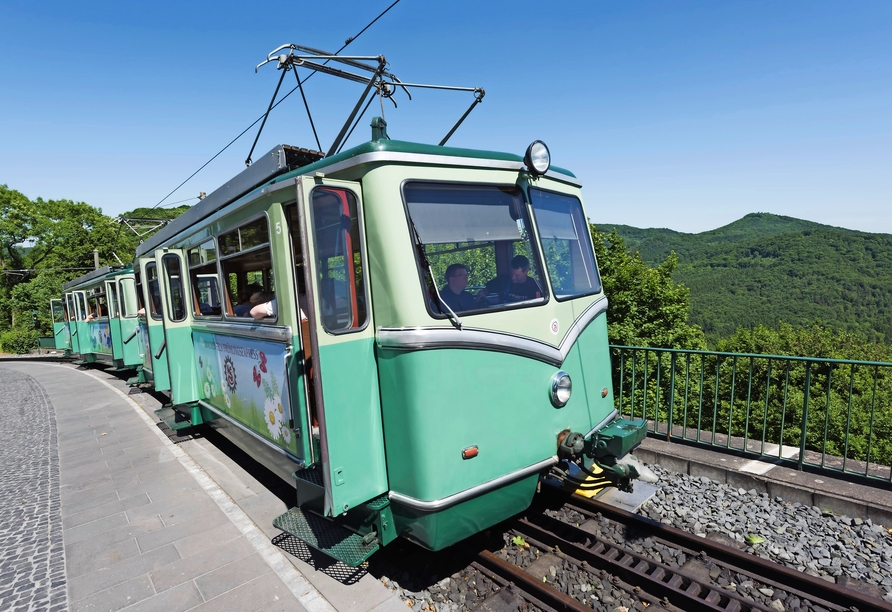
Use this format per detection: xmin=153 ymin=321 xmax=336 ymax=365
xmin=258 ymin=352 xmax=268 ymax=373
xmin=253 ymin=365 xmax=262 ymax=387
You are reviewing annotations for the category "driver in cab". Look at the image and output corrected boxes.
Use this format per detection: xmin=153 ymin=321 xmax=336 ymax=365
xmin=477 ymin=255 xmax=543 ymax=305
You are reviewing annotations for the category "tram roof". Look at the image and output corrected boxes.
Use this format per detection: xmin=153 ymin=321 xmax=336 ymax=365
xmin=63 ymin=265 xmax=130 ymax=291
xmin=135 ymin=137 xmax=578 ymax=258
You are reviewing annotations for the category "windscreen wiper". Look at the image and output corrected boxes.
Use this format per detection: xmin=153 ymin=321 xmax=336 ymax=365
xmin=407 ymin=217 xmax=462 ymax=330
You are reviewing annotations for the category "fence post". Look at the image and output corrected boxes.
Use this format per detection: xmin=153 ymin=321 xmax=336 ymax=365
xmin=798 ymin=361 xmax=811 ymax=471
xmin=667 ymin=352 xmax=677 ymax=441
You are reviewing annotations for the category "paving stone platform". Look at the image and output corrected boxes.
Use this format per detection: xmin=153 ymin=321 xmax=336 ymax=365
xmin=0 ymin=361 xmax=405 ymax=612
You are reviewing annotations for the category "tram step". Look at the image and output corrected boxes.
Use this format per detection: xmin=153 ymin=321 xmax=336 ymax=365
xmin=154 ymin=406 xmax=193 ymax=431
xmin=273 ymin=507 xmax=379 ymax=567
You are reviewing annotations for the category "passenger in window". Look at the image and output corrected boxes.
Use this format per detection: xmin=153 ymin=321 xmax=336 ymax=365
xmin=233 ymin=283 xmax=262 ymax=316
xmin=438 ymin=263 xmax=476 ymax=313
xmin=250 ymin=292 xmax=276 ymax=319
xmin=477 ymin=255 xmax=543 ymax=305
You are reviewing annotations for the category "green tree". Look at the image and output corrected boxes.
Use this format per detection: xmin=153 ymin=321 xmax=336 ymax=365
xmin=592 ymin=226 xmax=706 ymax=350
xmin=0 ymin=184 xmax=190 ymax=335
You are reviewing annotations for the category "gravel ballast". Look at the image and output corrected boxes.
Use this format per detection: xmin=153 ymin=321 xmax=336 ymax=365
xmin=375 ymin=463 xmax=892 ymax=611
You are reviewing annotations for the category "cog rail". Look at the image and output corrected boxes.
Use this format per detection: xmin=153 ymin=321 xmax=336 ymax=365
xmin=532 ymin=489 xmax=892 ymax=612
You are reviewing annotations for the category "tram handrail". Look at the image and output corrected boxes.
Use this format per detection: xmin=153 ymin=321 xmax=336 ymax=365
xmin=610 ymin=345 xmax=892 ymax=488
xmin=123 ymin=329 xmax=138 ymax=344
xmin=153 ymin=338 xmax=166 ymax=360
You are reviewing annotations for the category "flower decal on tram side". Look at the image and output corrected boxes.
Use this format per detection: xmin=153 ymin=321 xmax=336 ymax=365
xmin=264 ymin=397 xmax=282 ymax=439
xmin=223 ymin=356 xmax=237 ymax=392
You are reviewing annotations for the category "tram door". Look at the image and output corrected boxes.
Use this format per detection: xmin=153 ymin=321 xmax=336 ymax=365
xmin=116 ymin=275 xmax=142 ymax=368
xmin=296 ymin=177 xmax=387 ymax=517
xmin=104 ymin=279 xmax=125 ymax=363
xmin=155 ymin=249 xmax=199 ymax=406
xmin=50 ymin=299 xmax=71 ymax=351
xmin=67 ymin=291 xmax=88 ymax=356
xmin=138 ymin=257 xmax=171 ymax=392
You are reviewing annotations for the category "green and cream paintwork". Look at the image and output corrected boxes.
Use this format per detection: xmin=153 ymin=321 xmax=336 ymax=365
xmin=129 ymin=134 xmax=644 ymax=555
xmin=61 ymin=265 xmax=143 ymax=371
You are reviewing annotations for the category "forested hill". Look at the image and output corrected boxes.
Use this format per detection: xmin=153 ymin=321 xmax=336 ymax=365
xmin=595 ymin=213 xmax=892 ymax=343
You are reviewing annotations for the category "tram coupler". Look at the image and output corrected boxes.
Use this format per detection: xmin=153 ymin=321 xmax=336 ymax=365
xmin=557 ymin=417 xmax=648 ymax=491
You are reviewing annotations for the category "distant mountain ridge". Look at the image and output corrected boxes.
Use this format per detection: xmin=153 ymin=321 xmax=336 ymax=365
xmin=595 ymin=213 xmax=892 ymax=343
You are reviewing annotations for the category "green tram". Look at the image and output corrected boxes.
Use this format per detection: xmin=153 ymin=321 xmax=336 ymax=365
xmin=122 ymin=45 xmax=649 ymax=565
xmin=57 ymin=265 xmax=144 ymax=370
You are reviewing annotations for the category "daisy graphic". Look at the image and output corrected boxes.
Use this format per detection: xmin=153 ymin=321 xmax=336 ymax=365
xmin=203 ymin=381 xmax=211 ymax=397
xmin=223 ymin=356 xmax=237 ymax=391
xmin=224 ymin=393 xmax=232 ymax=409
xmin=265 ymin=397 xmax=282 ymax=439
xmin=282 ymin=426 xmax=292 ymax=445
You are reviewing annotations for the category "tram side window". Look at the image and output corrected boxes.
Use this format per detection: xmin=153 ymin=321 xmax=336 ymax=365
xmin=403 ymin=182 xmax=547 ymax=317
xmin=66 ymin=294 xmax=78 ymax=321
xmin=162 ymin=254 xmax=187 ymax=322
xmin=51 ymin=300 xmax=65 ymax=324
xmin=107 ymin=283 xmax=119 ymax=318
xmin=119 ymin=278 xmax=139 ymax=318
xmin=134 ymin=271 xmax=147 ymax=316
xmin=529 ymin=189 xmax=601 ymax=300
xmin=145 ymin=263 xmax=163 ymax=320
xmin=86 ymin=293 xmax=107 ymax=318
xmin=311 ymin=188 xmax=367 ymax=332
xmin=188 ymin=240 xmax=222 ymax=317
xmin=219 ymin=217 xmax=276 ymax=320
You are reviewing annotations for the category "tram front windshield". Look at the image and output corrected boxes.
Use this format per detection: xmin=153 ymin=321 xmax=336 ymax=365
xmin=405 ymin=182 xmax=548 ymax=317
xmin=405 ymin=182 xmax=603 ymax=317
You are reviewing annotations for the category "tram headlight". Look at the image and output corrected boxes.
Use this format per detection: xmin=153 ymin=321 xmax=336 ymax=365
xmin=524 ymin=140 xmax=551 ymax=176
xmin=550 ymin=371 xmax=572 ymax=407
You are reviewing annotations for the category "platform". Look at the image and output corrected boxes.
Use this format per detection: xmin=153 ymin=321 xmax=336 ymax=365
xmin=0 ymin=360 xmax=408 ymax=612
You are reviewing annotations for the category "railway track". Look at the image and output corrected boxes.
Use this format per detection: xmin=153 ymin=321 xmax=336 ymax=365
xmin=465 ymin=489 xmax=892 ymax=612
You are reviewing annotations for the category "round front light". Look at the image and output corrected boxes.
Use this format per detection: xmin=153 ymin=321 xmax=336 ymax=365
xmin=550 ymin=371 xmax=572 ymax=407
xmin=524 ymin=140 xmax=551 ymax=176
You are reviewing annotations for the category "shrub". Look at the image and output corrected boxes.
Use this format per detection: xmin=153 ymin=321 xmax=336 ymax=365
xmin=0 ymin=329 xmax=37 ymax=354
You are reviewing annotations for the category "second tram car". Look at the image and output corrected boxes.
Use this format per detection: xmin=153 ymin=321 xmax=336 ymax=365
xmin=60 ymin=265 xmax=144 ymax=371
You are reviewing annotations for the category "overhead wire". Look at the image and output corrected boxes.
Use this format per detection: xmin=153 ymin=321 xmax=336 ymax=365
xmin=150 ymin=0 xmax=402 ymax=211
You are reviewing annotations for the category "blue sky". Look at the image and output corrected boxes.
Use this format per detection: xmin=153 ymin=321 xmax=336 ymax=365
xmin=1 ymin=1 xmax=890 ymax=234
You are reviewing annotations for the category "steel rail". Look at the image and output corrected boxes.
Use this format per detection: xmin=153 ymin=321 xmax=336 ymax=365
xmin=474 ymin=550 xmax=594 ymax=612
xmin=466 ymin=561 xmax=561 ymax=612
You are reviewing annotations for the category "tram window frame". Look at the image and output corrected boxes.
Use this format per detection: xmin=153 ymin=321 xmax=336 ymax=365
xmin=162 ymin=254 xmax=187 ymax=322
xmin=134 ymin=271 xmax=146 ymax=316
xmin=218 ymin=214 xmax=276 ymax=321
xmin=118 ymin=278 xmax=139 ymax=318
xmin=145 ymin=262 xmax=163 ymax=320
xmin=66 ymin=293 xmax=78 ymax=321
xmin=51 ymin=300 xmax=66 ymax=324
xmin=308 ymin=186 xmax=369 ymax=334
xmin=401 ymin=180 xmax=549 ymax=319
xmin=86 ymin=290 xmax=108 ymax=319
xmin=528 ymin=187 xmax=602 ymax=302
xmin=107 ymin=282 xmax=119 ymax=318
xmin=187 ymin=239 xmax=223 ymax=318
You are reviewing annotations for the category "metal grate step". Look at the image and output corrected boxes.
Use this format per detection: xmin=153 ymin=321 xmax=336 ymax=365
xmin=154 ymin=406 xmax=193 ymax=431
xmin=273 ymin=507 xmax=379 ymax=567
